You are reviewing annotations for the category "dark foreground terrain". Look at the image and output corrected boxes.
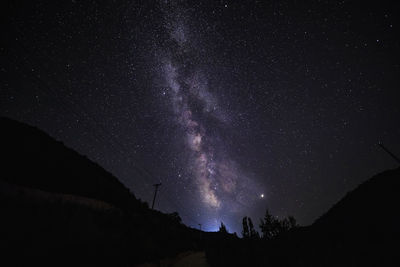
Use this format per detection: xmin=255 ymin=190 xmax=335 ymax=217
xmin=1 ymin=117 xmax=399 ymax=266
xmin=206 ymin=167 xmax=400 ymax=266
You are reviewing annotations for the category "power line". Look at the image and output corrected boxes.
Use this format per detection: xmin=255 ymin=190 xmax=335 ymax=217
xmin=151 ymin=183 xmax=162 ymax=209
xmin=378 ymin=143 xmax=400 ymax=165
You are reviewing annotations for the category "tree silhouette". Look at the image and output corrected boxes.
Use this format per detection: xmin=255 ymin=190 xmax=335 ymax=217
xmin=287 ymin=215 xmax=297 ymax=229
xmin=279 ymin=215 xmax=298 ymax=231
xmin=242 ymin=216 xmax=260 ymax=239
xmin=248 ymin=217 xmax=260 ymax=239
xmin=259 ymin=209 xmax=280 ymax=240
xmin=219 ymin=222 xmax=228 ymax=234
xmin=259 ymin=209 xmax=298 ymax=240
xmin=168 ymin=212 xmax=182 ymax=224
xmin=242 ymin=216 xmax=249 ymax=238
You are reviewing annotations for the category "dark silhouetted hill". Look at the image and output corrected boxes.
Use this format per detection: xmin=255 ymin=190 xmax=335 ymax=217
xmin=300 ymin=167 xmax=400 ymax=266
xmin=314 ymin=167 xmax=400 ymax=231
xmin=2 ymin=117 xmax=399 ymax=266
xmin=0 ymin=117 xmax=202 ymax=266
xmin=205 ymin=167 xmax=400 ymax=266
xmin=0 ymin=116 xmax=144 ymax=211
xmin=273 ymin=167 xmax=400 ymax=266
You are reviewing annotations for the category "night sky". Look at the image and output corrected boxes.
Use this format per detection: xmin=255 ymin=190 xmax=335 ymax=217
xmin=1 ymin=0 xmax=399 ymax=234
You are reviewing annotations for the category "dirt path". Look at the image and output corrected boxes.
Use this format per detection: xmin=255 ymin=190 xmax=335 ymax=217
xmin=172 ymin=251 xmax=209 ymax=267
xmin=137 ymin=251 xmax=210 ymax=267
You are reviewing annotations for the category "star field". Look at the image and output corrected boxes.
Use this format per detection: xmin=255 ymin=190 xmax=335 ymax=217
xmin=1 ymin=0 xmax=399 ymax=233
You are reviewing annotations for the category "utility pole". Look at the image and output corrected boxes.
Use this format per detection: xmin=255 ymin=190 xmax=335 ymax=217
xmin=198 ymin=223 xmax=203 ymax=240
xmin=378 ymin=143 xmax=400 ymax=165
xmin=151 ymin=183 xmax=162 ymax=209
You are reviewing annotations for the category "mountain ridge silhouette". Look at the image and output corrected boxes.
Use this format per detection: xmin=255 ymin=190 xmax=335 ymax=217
xmin=1 ymin=116 xmax=398 ymax=266
xmin=0 ymin=116 xmax=203 ymax=266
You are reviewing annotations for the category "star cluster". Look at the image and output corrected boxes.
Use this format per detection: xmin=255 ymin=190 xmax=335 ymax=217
xmin=158 ymin=2 xmax=259 ymax=215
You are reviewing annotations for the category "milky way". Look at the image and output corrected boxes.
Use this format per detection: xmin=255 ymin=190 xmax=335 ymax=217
xmin=157 ymin=1 xmax=259 ymax=221
xmin=2 ymin=0 xmax=399 ymax=235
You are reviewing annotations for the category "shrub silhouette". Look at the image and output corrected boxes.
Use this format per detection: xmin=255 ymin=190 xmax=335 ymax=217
xmin=242 ymin=216 xmax=260 ymax=239
xmin=259 ymin=209 xmax=297 ymax=240
xmin=247 ymin=217 xmax=260 ymax=239
xmin=242 ymin=216 xmax=249 ymax=238
xmin=219 ymin=222 xmax=228 ymax=234
xmin=168 ymin=211 xmax=182 ymax=224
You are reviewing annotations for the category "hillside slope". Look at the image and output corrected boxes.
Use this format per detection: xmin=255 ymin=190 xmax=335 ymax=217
xmin=0 ymin=117 xmax=201 ymax=266
xmin=204 ymin=168 xmax=400 ymax=266
xmin=314 ymin=167 xmax=400 ymax=231
xmin=0 ymin=116 xmax=142 ymax=210
xmin=275 ymin=167 xmax=400 ymax=266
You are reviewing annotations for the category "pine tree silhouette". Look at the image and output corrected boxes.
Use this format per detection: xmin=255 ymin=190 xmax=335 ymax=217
xmin=219 ymin=222 xmax=228 ymax=234
xmin=248 ymin=217 xmax=260 ymax=239
xmin=259 ymin=209 xmax=280 ymax=240
xmin=242 ymin=216 xmax=249 ymax=238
